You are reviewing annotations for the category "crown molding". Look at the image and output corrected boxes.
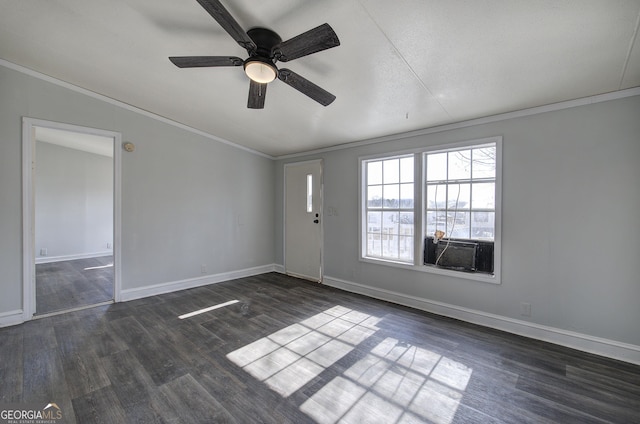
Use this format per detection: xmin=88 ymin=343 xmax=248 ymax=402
xmin=276 ymin=86 xmax=640 ymax=160
xmin=0 ymin=59 xmax=274 ymax=160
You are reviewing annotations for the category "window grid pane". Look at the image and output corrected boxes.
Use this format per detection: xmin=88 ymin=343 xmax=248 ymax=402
xmin=364 ymin=155 xmax=414 ymax=263
xmin=425 ymin=144 xmax=496 ymax=242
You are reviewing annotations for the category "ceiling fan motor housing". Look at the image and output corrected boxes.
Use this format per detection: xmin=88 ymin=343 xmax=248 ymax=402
xmin=247 ymin=27 xmax=281 ymax=61
xmin=243 ymin=28 xmax=282 ymax=84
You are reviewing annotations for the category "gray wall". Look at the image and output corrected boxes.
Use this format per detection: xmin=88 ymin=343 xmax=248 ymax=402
xmin=275 ymin=94 xmax=640 ymax=348
xmin=35 ymin=141 xmax=113 ymax=261
xmin=2 ymin=60 xmax=638 ymax=353
xmin=0 ymin=64 xmax=275 ymax=315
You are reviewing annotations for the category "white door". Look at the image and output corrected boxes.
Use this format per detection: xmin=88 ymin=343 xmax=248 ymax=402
xmin=285 ymin=160 xmax=322 ymax=282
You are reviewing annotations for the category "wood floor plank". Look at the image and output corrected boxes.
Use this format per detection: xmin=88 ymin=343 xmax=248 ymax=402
xmin=516 ymin=373 xmax=639 ymax=423
xmin=54 ymin=328 xmax=110 ymax=398
xmin=101 ymin=349 xmax=168 ymax=423
xmin=72 ymin=385 xmax=127 ymax=424
xmin=565 ymin=364 xmax=640 ymax=398
xmin=0 ymin=326 xmax=24 ymax=403
xmin=155 ymin=373 xmax=237 ymax=424
xmin=56 ymin=343 xmax=111 ymax=399
xmin=101 ymin=349 xmax=157 ymax=408
xmin=22 ymin=319 xmax=57 ymax=351
xmin=3 ymin=272 xmax=639 ymax=423
xmin=171 ymin=319 xmax=226 ymax=352
xmin=22 ymin=347 xmax=67 ymax=402
xmin=22 ymin=347 xmax=77 ymax=423
xmin=107 ymin=316 xmax=188 ymax=386
xmin=36 ymin=256 xmax=113 ymax=315
xmin=200 ymin=308 xmax=272 ymax=349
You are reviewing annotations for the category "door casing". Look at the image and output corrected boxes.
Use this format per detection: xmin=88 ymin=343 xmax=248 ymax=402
xmin=21 ymin=117 xmax=122 ymax=319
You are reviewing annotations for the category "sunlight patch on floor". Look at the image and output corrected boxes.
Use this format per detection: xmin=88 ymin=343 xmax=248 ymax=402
xmin=178 ymin=300 xmax=240 ymax=320
xmin=83 ymin=263 xmax=113 ymax=270
xmin=226 ymin=305 xmax=381 ymax=397
xmin=300 ymin=337 xmax=473 ymax=424
xmin=226 ymin=305 xmax=473 ymax=423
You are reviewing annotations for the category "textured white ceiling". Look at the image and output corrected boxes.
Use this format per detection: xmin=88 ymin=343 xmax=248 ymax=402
xmin=1 ymin=0 xmax=639 ymax=157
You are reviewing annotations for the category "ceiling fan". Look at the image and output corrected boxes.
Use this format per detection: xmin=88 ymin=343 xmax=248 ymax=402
xmin=169 ymin=0 xmax=340 ymax=109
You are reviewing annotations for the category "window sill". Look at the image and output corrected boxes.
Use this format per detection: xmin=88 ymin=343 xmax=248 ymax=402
xmin=421 ymin=264 xmax=500 ymax=284
xmin=360 ymin=256 xmax=501 ymax=285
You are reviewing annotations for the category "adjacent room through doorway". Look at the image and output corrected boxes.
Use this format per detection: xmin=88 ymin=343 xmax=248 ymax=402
xmin=31 ymin=124 xmax=117 ymax=315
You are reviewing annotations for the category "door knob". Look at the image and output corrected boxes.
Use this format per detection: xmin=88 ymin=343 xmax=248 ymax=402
xmin=313 ymin=219 xmax=319 ymax=224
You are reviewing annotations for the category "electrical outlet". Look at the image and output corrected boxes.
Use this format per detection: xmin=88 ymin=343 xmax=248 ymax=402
xmin=40 ymin=248 xmax=48 ymax=256
xmin=201 ymin=264 xmax=207 ymax=274
xmin=520 ymin=302 xmax=531 ymax=317
xmin=107 ymin=242 xmax=112 ymax=249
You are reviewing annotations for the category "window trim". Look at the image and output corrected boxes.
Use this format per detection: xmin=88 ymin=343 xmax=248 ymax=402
xmin=359 ymin=136 xmax=502 ymax=284
xmin=360 ymin=151 xmax=420 ymax=265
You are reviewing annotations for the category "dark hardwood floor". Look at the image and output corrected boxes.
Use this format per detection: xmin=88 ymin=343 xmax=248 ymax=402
xmin=2 ymin=272 xmax=639 ymax=423
xmin=36 ymin=256 xmax=114 ymax=315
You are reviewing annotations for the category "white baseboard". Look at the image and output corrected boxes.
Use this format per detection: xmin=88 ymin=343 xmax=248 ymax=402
xmin=323 ymin=275 xmax=640 ymax=366
xmin=120 ymin=264 xmax=278 ymax=302
xmin=35 ymin=251 xmax=113 ymax=264
xmin=0 ymin=309 xmax=25 ymax=328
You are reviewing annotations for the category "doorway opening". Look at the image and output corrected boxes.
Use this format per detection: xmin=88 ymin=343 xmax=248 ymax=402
xmin=22 ymin=118 xmax=122 ymax=318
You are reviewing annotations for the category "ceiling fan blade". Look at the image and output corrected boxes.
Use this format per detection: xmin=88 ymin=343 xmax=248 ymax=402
xmin=278 ymin=69 xmax=335 ymax=106
xmin=248 ymin=80 xmax=267 ymax=109
xmin=195 ymin=0 xmax=256 ymax=53
xmin=169 ymin=56 xmax=244 ymax=68
xmin=274 ymin=23 xmax=340 ymax=62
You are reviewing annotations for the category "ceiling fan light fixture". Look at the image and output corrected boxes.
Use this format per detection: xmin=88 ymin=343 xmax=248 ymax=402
xmin=169 ymin=1 xmax=340 ymax=108
xmin=244 ymin=58 xmax=277 ymax=84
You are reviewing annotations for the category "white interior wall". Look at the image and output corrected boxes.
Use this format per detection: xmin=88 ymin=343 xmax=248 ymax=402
xmin=275 ymin=94 xmax=640 ymax=359
xmin=0 ymin=63 xmax=275 ymax=318
xmin=2 ymin=60 xmax=638 ymax=363
xmin=35 ymin=141 xmax=113 ymax=262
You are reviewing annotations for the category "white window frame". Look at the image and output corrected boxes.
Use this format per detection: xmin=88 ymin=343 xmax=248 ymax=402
xmin=360 ymin=152 xmax=419 ymax=265
xmin=359 ymin=136 xmax=502 ymax=284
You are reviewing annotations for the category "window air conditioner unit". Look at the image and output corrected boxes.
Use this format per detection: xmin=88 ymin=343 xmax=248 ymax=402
xmin=435 ymin=240 xmax=478 ymax=271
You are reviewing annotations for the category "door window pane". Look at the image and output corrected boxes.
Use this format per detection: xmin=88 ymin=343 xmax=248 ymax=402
xmin=306 ymin=174 xmax=313 ymax=213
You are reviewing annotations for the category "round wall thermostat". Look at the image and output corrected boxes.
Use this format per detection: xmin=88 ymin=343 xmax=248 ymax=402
xmin=123 ymin=142 xmax=135 ymax=152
